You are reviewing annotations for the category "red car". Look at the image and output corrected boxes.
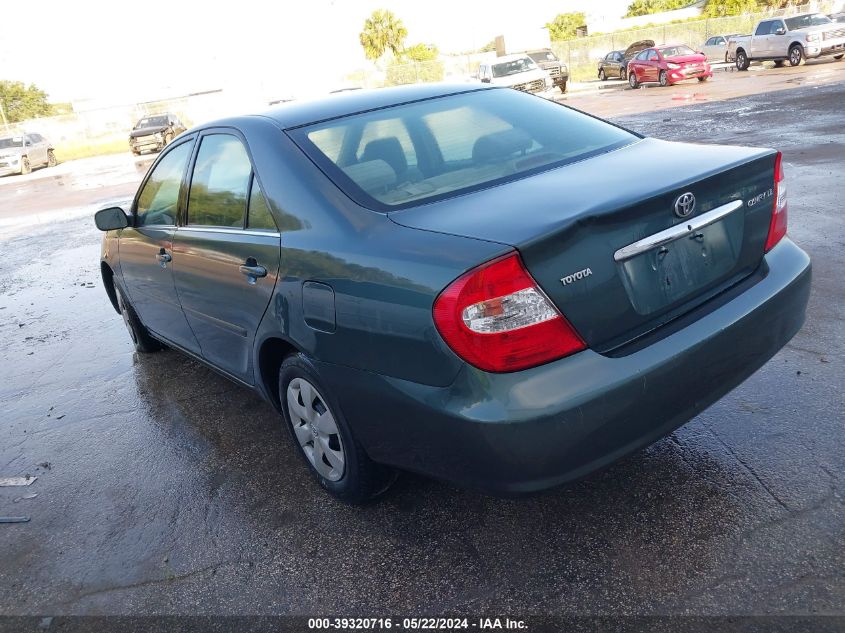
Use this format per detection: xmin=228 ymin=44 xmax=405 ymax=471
xmin=627 ymin=44 xmax=713 ymax=88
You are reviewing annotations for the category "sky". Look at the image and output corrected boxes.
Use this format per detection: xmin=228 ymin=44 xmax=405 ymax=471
xmin=0 ymin=0 xmax=586 ymax=103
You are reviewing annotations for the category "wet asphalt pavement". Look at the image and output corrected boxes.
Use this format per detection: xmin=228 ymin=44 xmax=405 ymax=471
xmin=0 ymin=79 xmax=843 ymax=617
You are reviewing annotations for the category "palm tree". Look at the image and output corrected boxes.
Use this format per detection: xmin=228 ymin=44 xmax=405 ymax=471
xmin=359 ymin=9 xmax=408 ymax=61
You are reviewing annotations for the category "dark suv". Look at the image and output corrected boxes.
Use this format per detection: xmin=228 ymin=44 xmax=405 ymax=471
xmin=129 ymin=113 xmax=186 ymax=155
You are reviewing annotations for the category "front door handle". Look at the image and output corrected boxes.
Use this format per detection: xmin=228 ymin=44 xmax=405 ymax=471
xmin=157 ymin=248 xmax=172 ymax=267
xmin=239 ymin=257 xmax=267 ymax=284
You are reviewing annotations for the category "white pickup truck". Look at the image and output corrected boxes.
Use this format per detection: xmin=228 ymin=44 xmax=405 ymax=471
xmin=728 ymin=12 xmax=845 ymax=70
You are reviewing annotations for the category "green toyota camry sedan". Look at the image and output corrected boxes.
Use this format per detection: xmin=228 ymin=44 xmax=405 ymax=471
xmin=95 ymin=84 xmax=810 ymax=503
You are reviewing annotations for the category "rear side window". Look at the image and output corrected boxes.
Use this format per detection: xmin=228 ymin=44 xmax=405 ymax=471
xmin=247 ymin=176 xmax=277 ymax=231
xmin=292 ymin=89 xmax=636 ymax=211
xmin=187 ymin=134 xmax=252 ymax=228
xmin=136 ymin=141 xmax=192 ymax=227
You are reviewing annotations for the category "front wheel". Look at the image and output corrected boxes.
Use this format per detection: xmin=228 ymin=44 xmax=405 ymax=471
xmin=725 ymin=52 xmax=730 ymax=63
xmin=599 ymin=68 xmax=606 ymax=81
xmin=116 ymin=285 xmax=162 ymax=353
xmin=558 ymin=80 xmax=567 ymax=94
xmin=789 ymin=44 xmax=803 ymax=67
xmin=20 ymin=157 xmax=31 ymax=175
xmin=736 ymin=50 xmax=750 ymax=71
xmin=279 ymin=354 xmax=396 ymax=504
xmin=774 ymin=60 xmax=785 ymax=68
xmin=834 ymin=54 xmax=844 ymax=60
xmin=620 ymin=67 xmax=627 ymax=80
xmin=628 ymin=71 xmax=639 ymax=88
xmin=698 ymin=76 xmax=709 ymax=82
xmin=46 ymin=150 xmax=57 ymax=167
xmin=659 ymin=70 xmax=669 ymax=87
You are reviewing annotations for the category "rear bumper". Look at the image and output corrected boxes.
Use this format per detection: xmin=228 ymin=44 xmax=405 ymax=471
xmin=319 ymin=238 xmax=811 ymax=494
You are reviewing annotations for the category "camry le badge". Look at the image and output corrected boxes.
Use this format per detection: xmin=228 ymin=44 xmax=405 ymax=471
xmin=674 ymin=192 xmax=696 ymax=218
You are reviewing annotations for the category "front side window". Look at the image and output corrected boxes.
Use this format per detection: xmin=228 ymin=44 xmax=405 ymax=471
xmin=636 ymin=50 xmax=649 ymax=61
xmin=136 ymin=141 xmax=192 ymax=227
xmin=187 ymin=134 xmax=252 ymax=228
xmin=292 ymin=88 xmax=636 ymax=211
xmin=647 ymin=50 xmax=660 ymax=61
xmin=770 ymin=20 xmax=786 ymax=34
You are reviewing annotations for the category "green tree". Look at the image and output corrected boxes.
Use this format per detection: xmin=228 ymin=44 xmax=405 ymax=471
xmin=0 ymin=81 xmax=53 ymax=123
xmin=701 ymin=0 xmax=760 ymax=16
xmin=546 ymin=12 xmax=586 ymax=41
xmin=624 ymin=0 xmax=693 ymax=17
xmin=386 ymin=43 xmax=444 ymax=86
xmin=359 ymin=9 xmax=408 ymax=61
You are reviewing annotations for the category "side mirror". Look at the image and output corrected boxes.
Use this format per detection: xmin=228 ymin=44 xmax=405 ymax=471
xmin=94 ymin=206 xmax=130 ymax=231
xmin=775 ymin=27 xmax=786 ymax=35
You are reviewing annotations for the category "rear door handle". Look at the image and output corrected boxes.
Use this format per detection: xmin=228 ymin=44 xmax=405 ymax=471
xmin=157 ymin=248 xmax=171 ymax=267
xmin=239 ymin=257 xmax=267 ymax=284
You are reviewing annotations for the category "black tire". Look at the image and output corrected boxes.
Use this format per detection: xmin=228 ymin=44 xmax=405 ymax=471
xmin=278 ymin=353 xmax=396 ymax=504
xmin=46 ymin=150 xmax=57 ymax=167
xmin=620 ymin=67 xmax=627 ymax=80
xmin=834 ymin=54 xmax=844 ymax=60
xmin=20 ymin=156 xmax=31 ymax=175
xmin=736 ymin=49 xmax=750 ymax=71
xmin=115 ymin=284 xmax=162 ymax=353
xmin=774 ymin=59 xmax=785 ymax=68
xmin=599 ymin=68 xmax=606 ymax=81
xmin=558 ymin=80 xmax=567 ymax=94
xmin=789 ymin=44 xmax=803 ymax=67
xmin=659 ymin=70 xmax=669 ymax=87
xmin=628 ymin=71 xmax=639 ymax=88
xmin=698 ymin=75 xmax=709 ymax=82
xmin=725 ymin=52 xmax=730 ymax=63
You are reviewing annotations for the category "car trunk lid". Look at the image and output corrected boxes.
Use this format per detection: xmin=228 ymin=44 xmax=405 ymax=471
xmin=390 ymin=138 xmax=778 ymax=352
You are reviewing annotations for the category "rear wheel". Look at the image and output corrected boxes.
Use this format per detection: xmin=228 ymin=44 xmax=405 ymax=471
xmin=736 ymin=49 xmax=750 ymax=71
xmin=279 ymin=354 xmax=396 ymax=504
xmin=20 ymin=156 xmax=31 ymax=175
xmin=659 ymin=70 xmax=669 ymax=87
xmin=599 ymin=68 xmax=607 ymax=81
xmin=46 ymin=150 xmax=57 ymax=167
xmin=698 ymin=76 xmax=709 ymax=82
xmin=789 ymin=44 xmax=803 ymax=67
xmin=115 ymin=285 xmax=163 ymax=353
xmin=774 ymin=59 xmax=785 ymax=68
xmin=834 ymin=54 xmax=844 ymax=60
xmin=628 ymin=71 xmax=639 ymax=88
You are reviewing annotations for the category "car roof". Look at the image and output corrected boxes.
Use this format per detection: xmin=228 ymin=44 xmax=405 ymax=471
xmin=257 ymin=84 xmax=493 ymax=129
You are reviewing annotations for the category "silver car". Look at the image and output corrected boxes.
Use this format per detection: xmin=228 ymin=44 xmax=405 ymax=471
xmin=701 ymin=34 xmax=741 ymax=63
xmin=0 ymin=133 xmax=57 ymax=176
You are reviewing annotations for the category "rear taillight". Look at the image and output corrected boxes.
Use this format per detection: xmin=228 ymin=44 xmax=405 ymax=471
xmin=765 ymin=151 xmax=788 ymax=252
xmin=433 ymin=252 xmax=586 ymax=373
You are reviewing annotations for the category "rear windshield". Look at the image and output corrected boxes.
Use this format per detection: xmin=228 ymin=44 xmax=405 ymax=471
xmin=290 ymin=89 xmax=637 ymax=211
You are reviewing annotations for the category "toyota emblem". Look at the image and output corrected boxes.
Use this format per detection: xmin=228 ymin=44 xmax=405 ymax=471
xmin=674 ymin=192 xmax=696 ymax=218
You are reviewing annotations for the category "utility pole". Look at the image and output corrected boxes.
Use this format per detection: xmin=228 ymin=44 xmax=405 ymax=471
xmin=0 ymin=100 xmax=8 ymax=130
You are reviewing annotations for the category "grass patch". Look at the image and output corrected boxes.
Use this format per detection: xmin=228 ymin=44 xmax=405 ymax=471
xmin=55 ymin=138 xmax=130 ymax=162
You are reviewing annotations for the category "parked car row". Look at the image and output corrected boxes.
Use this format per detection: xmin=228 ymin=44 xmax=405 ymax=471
xmin=0 ymin=132 xmax=57 ymax=177
xmin=597 ymin=12 xmax=844 ymax=88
